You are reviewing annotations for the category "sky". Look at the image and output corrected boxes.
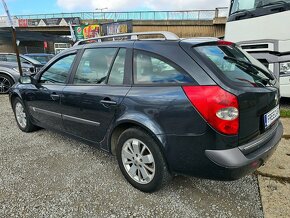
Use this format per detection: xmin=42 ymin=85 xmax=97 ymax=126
xmin=1 ymin=0 xmax=230 ymax=15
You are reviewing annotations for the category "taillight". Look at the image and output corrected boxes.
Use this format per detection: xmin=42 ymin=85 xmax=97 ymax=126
xmin=182 ymin=86 xmax=239 ymax=135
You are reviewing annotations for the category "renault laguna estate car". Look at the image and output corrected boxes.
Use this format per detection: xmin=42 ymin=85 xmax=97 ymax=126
xmin=9 ymin=32 xmax=283 ymax=192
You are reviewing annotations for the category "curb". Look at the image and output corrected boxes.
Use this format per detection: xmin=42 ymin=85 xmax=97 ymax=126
xmin=256 ymin=172 xmax=290 ymax=182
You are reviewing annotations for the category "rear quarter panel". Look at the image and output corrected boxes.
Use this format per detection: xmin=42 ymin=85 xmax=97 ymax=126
xmin=122 ymin=86 xmax=207 ymax=135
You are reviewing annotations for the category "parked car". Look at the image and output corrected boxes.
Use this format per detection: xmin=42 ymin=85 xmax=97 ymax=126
xmin=9 ymin=32 xmax=283 ymax=192
xmin=24 ymin=53 xmax=54 ymax=65
xmin=0 ymin=61 xmax=34 ymax=94
xmin=0 ymin=53 xmax=44 ymax=72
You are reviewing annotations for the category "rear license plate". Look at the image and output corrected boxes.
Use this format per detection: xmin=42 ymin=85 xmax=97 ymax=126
xmin=264 ymin=105 xmax=280 ymax=128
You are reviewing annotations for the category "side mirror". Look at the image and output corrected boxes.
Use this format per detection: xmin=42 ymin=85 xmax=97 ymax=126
xmin=19 ymin=76 xmax=33 ymax=84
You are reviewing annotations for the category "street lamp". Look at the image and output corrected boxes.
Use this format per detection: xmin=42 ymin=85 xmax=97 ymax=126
xmin=95 ymin=7 xmax=108 ymax=12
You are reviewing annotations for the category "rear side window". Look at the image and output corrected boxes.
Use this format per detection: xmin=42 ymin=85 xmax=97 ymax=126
xmin=0 ymin=55 xmax=7 ymax=61
xmin=195 ymin=45 xmax=272 ymax=87
xmin=6 ymin=55 xmax=17 ymax=62
xmin=73 ymin=48 xmax=118 ymax=84
xmin=133 ymin=50 xmax=192 ymax=84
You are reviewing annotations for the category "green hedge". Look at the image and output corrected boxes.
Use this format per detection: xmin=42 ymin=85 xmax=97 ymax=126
xmin=280 ymin=109 xmax=290 ymax=118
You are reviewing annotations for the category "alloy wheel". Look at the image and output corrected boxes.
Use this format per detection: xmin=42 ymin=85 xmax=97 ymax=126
xmin=121 ymin=138 xmax=156 ymax=184
xmin=15 ymin=102 xmax=27 ymax=128
xmin=0 ymin=76 xmax=11 ymax=94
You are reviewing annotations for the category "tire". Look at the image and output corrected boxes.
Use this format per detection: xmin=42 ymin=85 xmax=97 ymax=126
xmin=0 ymin=74 xmax=14 ymax=94
xmin=12 ymin=97 xmax=38 ymax=132
xmin=116 ymin=127 xmax=172 ymax=192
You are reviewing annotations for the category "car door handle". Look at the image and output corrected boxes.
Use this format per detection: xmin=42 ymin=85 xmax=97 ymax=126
xmin=50 ymin=94 xmax=60 ymax=101
xmin=100 ymin=98 xmax=117 ymax=106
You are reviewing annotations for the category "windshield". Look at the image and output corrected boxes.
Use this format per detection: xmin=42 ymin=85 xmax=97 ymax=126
xmin=195 ymin=44 xmax=275 ymax=87
xmin=230 ymin=0 xmax=290 ymax=14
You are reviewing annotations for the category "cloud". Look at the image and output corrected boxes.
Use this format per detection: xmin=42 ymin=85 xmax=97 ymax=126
xmin=56 ymin=0 xmax=230 ymax=12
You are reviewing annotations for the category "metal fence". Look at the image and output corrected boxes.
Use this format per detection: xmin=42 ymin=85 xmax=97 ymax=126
xmin=10 ymin=7 xmax=228 ymax=21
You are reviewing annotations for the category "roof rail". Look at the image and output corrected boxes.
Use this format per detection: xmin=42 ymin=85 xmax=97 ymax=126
xmin=74 ymin=31 xmax=179 ymax=46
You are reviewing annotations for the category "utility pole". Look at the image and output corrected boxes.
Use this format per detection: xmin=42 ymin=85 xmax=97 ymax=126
xmin=1 ymin=0 xmax=23 ymax=76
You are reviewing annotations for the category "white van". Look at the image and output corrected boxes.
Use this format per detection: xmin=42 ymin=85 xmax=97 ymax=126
xmin=280 ymin=74 xmax=290 ymax=98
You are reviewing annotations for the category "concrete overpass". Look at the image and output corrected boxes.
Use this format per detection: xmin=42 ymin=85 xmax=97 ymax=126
xmin=17 ymin=17 xmax=227 ymax=37
xmin=0 ymin=8 xmax=228 ymax=53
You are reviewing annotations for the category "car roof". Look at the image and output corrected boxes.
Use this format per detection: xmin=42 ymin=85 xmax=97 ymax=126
xmin=0 ymin=53 xmax=28 ymax=58
xmin=0 ymin=52 xmax=52 ymax=57
xmin=0 ymin=53 xmax=20 ymax=55
xmin=181 ymin=37 xmax=219 ymax=45
xmin=70 ymin=37 xmax=219 ymax=50
xmin=25 ymin=53 xmax=54 ymax=56
xmin=0 ymin=61 xmax=33 ymax=68
xmin=56 ymin=34 xmax=219 ymax=56
xmin=0 ymin=53 xmax=43 ymax=65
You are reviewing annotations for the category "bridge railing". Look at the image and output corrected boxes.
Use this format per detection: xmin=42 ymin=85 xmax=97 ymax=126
xmin=10 ymin=7 xmax=228 ymax=21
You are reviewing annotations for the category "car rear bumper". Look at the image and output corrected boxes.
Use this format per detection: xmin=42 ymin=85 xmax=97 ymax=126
xmin=165 ymin=120 xmax=283 ymax=180
xmin=205 ymin=120 xmax=283 ymax=180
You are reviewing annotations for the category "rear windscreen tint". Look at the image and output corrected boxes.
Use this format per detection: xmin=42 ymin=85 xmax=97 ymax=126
xmin=195 ymin=45 xmax=273 ymax=87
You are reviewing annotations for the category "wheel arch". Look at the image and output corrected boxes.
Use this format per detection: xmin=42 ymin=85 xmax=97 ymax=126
xmin=10 ymin=92 xmax=21 ymax=104
xmin=0 ymin=71 xmax=17 ymax=83
xmin=9 ymin=89 xmax=23 ymax=108
xmin=0 ymin=71 xmax=17 ymax=95
xmin=109 ymin=118 xmax=166 ymax=157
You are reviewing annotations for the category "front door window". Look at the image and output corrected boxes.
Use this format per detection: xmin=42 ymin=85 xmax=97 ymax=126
xmin=40 ymin=54 xmax=76 ymax=84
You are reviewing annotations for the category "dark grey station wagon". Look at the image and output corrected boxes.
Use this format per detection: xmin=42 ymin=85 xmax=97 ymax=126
xmin=9 ymin=32 xmax=283 ymax=192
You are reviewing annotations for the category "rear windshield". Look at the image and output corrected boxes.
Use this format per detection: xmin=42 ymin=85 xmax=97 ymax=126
xmin=195 ymin=45 xmax=274 ymax=87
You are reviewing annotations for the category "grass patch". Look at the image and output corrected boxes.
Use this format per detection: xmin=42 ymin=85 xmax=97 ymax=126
xmin=280 ymin=109 xmax=290 ymax=118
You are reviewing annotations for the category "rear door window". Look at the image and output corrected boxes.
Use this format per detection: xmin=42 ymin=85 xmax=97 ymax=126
xmin=195 ymin=45 xmax=273 ymax=87
xmin=107 ymin=48 xmax=126 ymax=85
xmin=73 ymin=48 xmax=118 ymax=84
xmin=133 ymin=50 xmax=192 ymax=84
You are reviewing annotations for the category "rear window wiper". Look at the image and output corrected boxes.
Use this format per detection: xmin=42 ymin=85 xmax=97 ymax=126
xmin=223 ymin=56 xmax=275 ymax=80
xmin=256 ymin=1 xmax=287 ymax=8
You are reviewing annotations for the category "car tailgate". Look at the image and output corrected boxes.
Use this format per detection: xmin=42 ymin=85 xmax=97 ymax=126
xmin=238 ymin=87 xmax=280 ymax=145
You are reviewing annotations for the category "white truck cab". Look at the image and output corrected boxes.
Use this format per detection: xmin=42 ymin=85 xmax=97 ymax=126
xmin=225 ymin=0 xmax=290 ymax=98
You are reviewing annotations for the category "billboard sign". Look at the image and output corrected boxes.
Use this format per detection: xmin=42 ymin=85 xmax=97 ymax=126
xmin=17 ymin=17 xmax=81 ymax=27
xmin=101 ymin=20 xmax=133 ymax=36
xmin=74 ymin=25 xmax=100 ymax=40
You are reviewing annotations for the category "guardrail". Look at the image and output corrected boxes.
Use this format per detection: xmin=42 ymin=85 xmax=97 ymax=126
xmin=5 ymin=7 xmax=228 ymax=21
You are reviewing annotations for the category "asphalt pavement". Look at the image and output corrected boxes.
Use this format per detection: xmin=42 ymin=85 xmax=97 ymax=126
xmin=0 ymin=95 xmax=264 ymax=217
